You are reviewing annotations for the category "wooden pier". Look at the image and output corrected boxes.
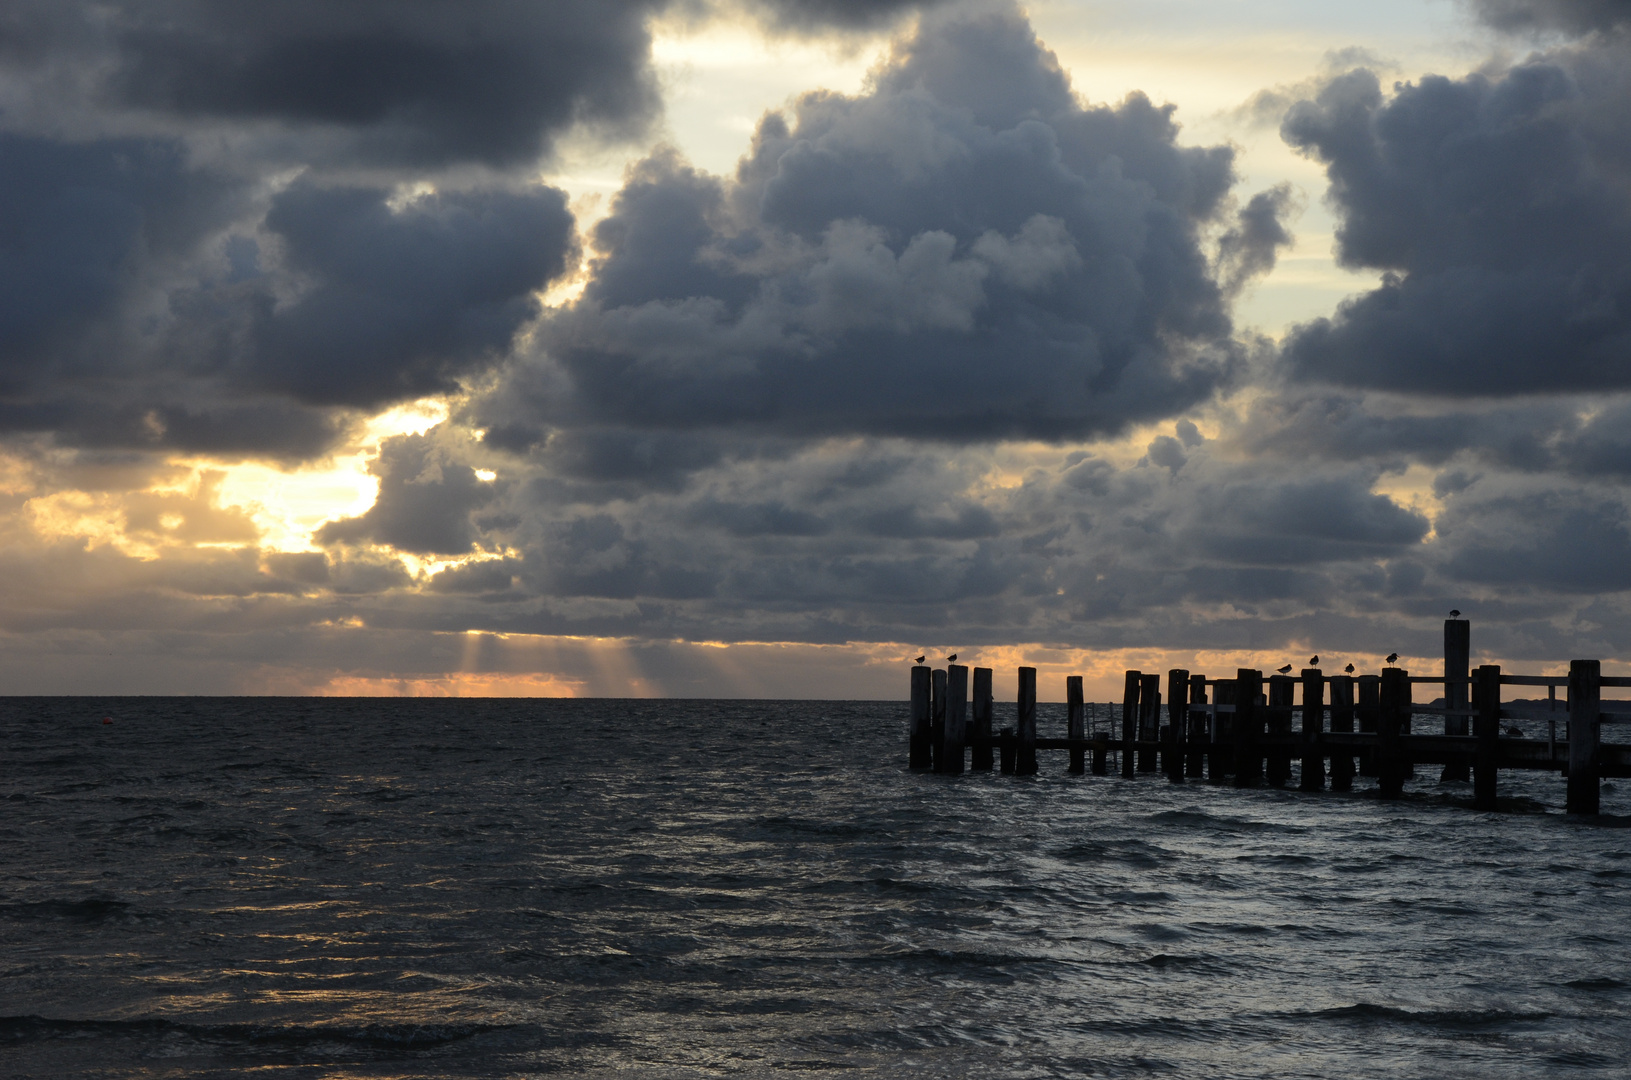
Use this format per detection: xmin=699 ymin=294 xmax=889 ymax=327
xmin=908 ymin=621 xmax=1630 ymax=814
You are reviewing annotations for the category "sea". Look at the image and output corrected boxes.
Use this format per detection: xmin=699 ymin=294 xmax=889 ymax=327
xmin=3 ymin=696 xmax=1630 ymax=1078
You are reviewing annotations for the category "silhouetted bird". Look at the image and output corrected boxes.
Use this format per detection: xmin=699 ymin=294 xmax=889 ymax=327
xmin=1386 ymin=652 xmax=1399 ymax=664
xmin=913 ymin=656 xmax=925 ymax=664
xmin=1344 ymin=663 xmax=1355 ymax=674
xmin=1277 ymin=664 xmax=1293 ymax=674
xmin=1309 ymin=655 xmax=1319 ymax=666
xmin=1450 ymin=609 xmax=1461 ymax=618
xmin=946 ymin=653 xmax=957 ymax=662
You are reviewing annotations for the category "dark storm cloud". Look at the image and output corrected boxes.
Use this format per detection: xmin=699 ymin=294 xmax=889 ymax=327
xmin=1469 ymin=0 xmax=1631 ymax=34
xmin=241 ymin=181 xmax=576 ymax=407
xmin=1280 ymin=46 xmax=1631 ymax=394
xmin=316 ymin=432 xmax=499 ymax=555
xmin=742 ymin=0 xmax=951 ymax=32
xmin=2 ymin=0 xmax=665 ymax=168
xmin=0 ymin=133 xmax=239 ymax=388
xmin=477 ymin=1 xmax=1285 ymax=448
xmin=1438 ymin=487 xmax=1631 ymax=592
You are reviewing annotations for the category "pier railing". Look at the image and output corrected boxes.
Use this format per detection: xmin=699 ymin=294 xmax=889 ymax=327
xmin=907 ymin=621 xmax=1624 ymax=814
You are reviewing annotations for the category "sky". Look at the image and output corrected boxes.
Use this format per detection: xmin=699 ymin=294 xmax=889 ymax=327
xmin=3 ymin=0 xmax=1630 ymax=700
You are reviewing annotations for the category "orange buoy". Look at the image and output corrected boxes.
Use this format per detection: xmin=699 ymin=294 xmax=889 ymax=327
xmin=102 ymin=717 xmax=113 ymax=725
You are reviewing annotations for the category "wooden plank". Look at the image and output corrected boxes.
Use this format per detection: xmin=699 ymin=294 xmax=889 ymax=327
xmin=1067 ymin=675 xmax=1085 ymax=775
xmin=941 ymin=664 xmax=968 ymax=776
xmin=1016 ymin=666 xmax=1038 ymax=776
xmin=1442 ymin=619 xmax=1470 ymax=782
xmin=1328 ymin=674 xmax=1354 ymax=791
xmin=1474 ymin=664 xmax=1500 ymax=810
xmin=1121 ymin=670 xmax=1140 ymax=779
xmin=1234 ymin=669 xmax=1262 ymax=787
xmin=1378 ymin=668 xmax=1409 ymax=798
xmin=909 ymin=665 xmax=932 ymax=770
xmin=1166 ymin=669 xmax=1190 ymax=783
xmin=1186 ymin=674 xmax=1207 ymax=778
xmin=1300 ymin=668 xmax=1324 ymax=792
xmin=970 ymin=667 xmax=994 ymax=771
xmin=1138 ymin=672 xmax=1162 ymax=773
xmin=1567 ymin=659 xmax=1600 ymax=815
xmin=1211 ymin=677 xmax=1235 ymax=781
xmin=1266 ymin=674 xmax=1294 ymax=787
xmin=1356 ymin=674 xmax=1381 ymax=777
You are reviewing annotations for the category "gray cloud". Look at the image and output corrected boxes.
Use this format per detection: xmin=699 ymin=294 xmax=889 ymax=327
xmin=474 ymin=1 xmax=1281 ymax=450
xmin=1281 ymin=46 xmax=1631 ymax=394
xmin=1469 ymin=0 xmax=1631 ymax=34
xmin=317 ymin=432 xmax=500 ymax=555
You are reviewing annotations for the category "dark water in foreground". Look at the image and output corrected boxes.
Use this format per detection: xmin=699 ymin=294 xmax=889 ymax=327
xmin=3 ymin=697 xmax=1630 ymax=1078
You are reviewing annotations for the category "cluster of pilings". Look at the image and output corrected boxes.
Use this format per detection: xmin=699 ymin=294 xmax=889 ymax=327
xmin=908 ymin=620 xmax=1631 ymax=815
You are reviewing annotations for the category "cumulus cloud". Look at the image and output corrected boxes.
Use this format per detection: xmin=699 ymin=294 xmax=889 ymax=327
xmin=1281 ymin=39 xmax=1631 ymax=394
xmin=473 ymin=1 xmax=1286 ymax=450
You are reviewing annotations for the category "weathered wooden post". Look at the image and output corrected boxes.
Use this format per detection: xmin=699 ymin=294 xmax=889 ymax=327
xmin=1567 ymin=659 xmax=1601 ymax=815
xmin=971 ymin=667 xmax=994 ymax=771
xmin=1378 ymin=667 xmax=1409 ymax=798
xmin=1473 ymin=664 xmax=1500 ymax=811
xmin=1211 ymin=677 xmax=1235 ymax=781
xmin=1328 ymin=674 xmax=1355 ymax=791
xmin=1442 ymin=619 xmax=1471 ymax=782
xmin=1300 ymin=668 xmax=1325 ymax=791
xmin=1166 ymin=669 xmax=1189 ymax=782
xmin=1356 ymin=674 xmax=1381 ymax=776
xmin=1061 ymin=675 xmax=1083 ymax=774
xmin=1187 ymin=674 xmax=1207 ymax=777
xmin=909 ymin=665 xmax=932 ymax=770
xmin=1139 ymin=673 xmax=1162 ymax=772
xmin=1121 ymin=670 xmax=1140 ymax=779
xmin=1016 ymin=666 xmax=1038 ymax=776
xmin=999 ymin=727 xmax=1016 ymax=774
xmin=1234 ymin=669 xmax=1262 ymax=787
xmin=1266 ymin=674 xmax=1294 ymax=787
xmin=930 ymin=668 xmax=947 ymax=773
xmin=940 ymin=664 xmax=968 ymax=775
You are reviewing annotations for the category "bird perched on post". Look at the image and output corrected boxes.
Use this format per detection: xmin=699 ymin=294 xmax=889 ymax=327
xmin=946 ymin=653 xmax=957 ymax=662
xmin=1277 ymin=664 xmax=1293 ymax=674
xmin=1385 ymin=652 xmax=1399 ymax=664
xmin=1309 ymin=655 xmax=1319 ymax=666
xmin=1344 ymin=663 xmax=1355 ymax=673
xmin=913 ymin=655 xmax=925 ymax=664
xmin=1450 ymin=609 xmax=1461 ymax=618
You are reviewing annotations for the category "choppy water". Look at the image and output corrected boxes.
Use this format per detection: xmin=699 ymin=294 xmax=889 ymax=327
xmin=3 ymin=697 xmax=1630 ymax=1078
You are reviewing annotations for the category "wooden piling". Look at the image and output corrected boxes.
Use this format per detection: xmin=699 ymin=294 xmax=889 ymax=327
xmin=1121 ymin=670 xmax=1140 ymax=779
xmin=1016 ymin=666 xmax=1038 ymax=776
xmin=1266 ymin=674 xmax=1294 ymax=787
xmin=971 ymin=667 xmax=994 ymax=771
xmin=999 ymin=727 xmax=1016 ymax=774
xmin=1300 ymin=668 xmax=1325 ymax=792
xmin=1139 ymin=673 xmax=1162 ymax=773
xmin=909 ymin=665 xmax=932 ymax=770
xmin=1378 ymin=667 xmax=1409 ymax=798
xmin=1328 ymin=674 xmax=1355 ymax=791
xmin=1186 ymin=674 xmax=1207 ymax=778
xmin=1567 ymin=659 xmax=1601 ymax=815
xmin=1356 ymin=674 xmax=1381 ymax=776
xmin=941 ymin=664 xmax=968 ymax=776
xmin=1211 ymin=678 xmax=1235 ymax=781
xmin=1066 ymin=675 xmax=1085 ymax=775
xmin=930 ymin=668 xmax=947 ymax=773
xmin=1234 ymin=669 xmax=1262 ymax=787
xmin=1166 ymin=669 xmax=1189 ymax=782
xmin=1442 ymin=619 xmax=1471 ymax=782
xmin=1473 ymin=664 xmax=1500 ymax=811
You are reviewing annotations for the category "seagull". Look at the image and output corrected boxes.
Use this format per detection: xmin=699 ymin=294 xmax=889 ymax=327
xmin=1450 ymin=609 xmax=1461 ymax=618
xmin=946 ymin=653 xmax=958 ymax=662
xmin=1277 ymin=664 xmax=1293 ymax=674
xmin=1386 ymin=652 xmax=1399 ymax=664
xmin=913 ymin=655 xmax=925 ymax=664
xmin=1345 ymin=663 xmax=1355 ymax=674
xmin=1309 ymin=655 xmax=1319 ymax=666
